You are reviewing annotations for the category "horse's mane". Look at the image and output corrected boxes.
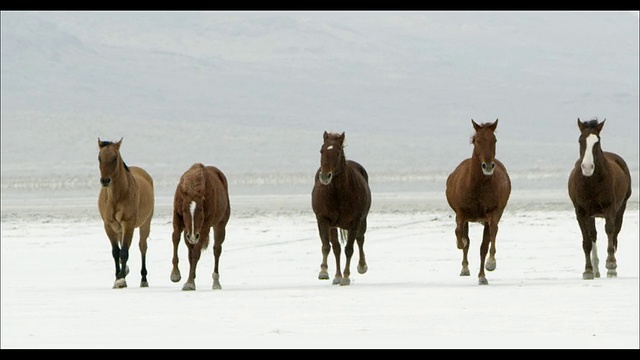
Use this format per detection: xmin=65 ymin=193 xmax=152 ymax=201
xmin=582 ymin=118 xmax=600 ymax=129
xmin=180 ymin=163 xmax=206 ymax=197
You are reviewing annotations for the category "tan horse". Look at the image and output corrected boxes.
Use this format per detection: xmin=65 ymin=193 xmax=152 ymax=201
xmin=170 ymin=163 xmax=231 ymax=291
xmin=445 ymin=119 xmax=511 ymax=285
xmin=312 ymin=131 xmax=371 ymax=286
xmin=98 ymin=138 xmax=155 ymax=289
xmin=568 ymin=118 xmax=631 ymax=279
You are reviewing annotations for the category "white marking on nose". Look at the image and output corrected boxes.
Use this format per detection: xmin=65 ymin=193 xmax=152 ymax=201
xmin=581 ymin=134 xmax=598 ymax=177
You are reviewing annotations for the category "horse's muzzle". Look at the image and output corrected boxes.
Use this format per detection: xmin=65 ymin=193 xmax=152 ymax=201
xmin=100 ymin=177 xmax=111 ymax=187
xmin=481 ymin=162 xmax=495 ymax=176
xmin=319 ymin=172 xmax=333 ymax=185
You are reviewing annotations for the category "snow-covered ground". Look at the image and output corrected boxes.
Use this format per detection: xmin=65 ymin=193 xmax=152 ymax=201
xmin=1 ymin=190 xmax=638 ymax=349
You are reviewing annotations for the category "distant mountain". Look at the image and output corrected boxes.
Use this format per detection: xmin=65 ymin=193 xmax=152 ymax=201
xmin=1 ymin=11 xmax=638 ymax=195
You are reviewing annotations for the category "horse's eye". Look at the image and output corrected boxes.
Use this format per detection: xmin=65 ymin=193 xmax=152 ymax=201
xmin=111 ymin=157 xmax=117 ymax=163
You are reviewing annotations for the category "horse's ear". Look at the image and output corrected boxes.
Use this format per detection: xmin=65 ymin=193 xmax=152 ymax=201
xmin=488 ymin=119 xmax=498 ymax=131
xmin=115 ymin=137 xmax=123 ymax=149
xmin=596 ymin=119 xmax=606 ymax=133
xmin=339 ymin=132 xmax=345 ymax=144
xmin=577 ymin=118 xmax=585 ymax=130
xmin=471 ymin=119 xmax=480 ymax=131
xmin=323 ymin=131 xmax=329 ymax=141
xmin=97 ymin=137 xmax=101 ymax=146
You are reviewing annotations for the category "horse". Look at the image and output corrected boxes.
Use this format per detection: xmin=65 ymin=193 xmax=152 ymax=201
xmin=445 ymin=119 xmax=511 ymax=285
xmin=97 ymin=138 xmax=155 ymax=289
xmin=311 ymin=131 xmax=372 ymax=286
xmin=568 ymin=118 xmax=632 ymax=280
xmin=170 ymin=163 xmax=231 ymax=291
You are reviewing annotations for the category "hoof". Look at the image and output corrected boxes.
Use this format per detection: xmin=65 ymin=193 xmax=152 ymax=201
xmin=582 ymin=271 xmax=595 ymax=280
xmin=357 ymin=263 xmax=368 ymax=274
xmin=607 ymin=269 xmax=617 ymax=278
xmin=478 ymin=277 xmax=488 ymax=285
xmin=182 ymin=282 xmax=196 ymax=291
xmin=485 ymin=258 xmax=496 ymax=272
xmin=332 ymin=276 xmax=342 ymax=285
xmin=140 ymin=280 xmax=149 ymax=288
xmin=212 ymin=273 xmax=221 ymax=290
xmin=318 ymin=270 xmax=329 ymax=280
xmin=460 ymin=267 xmax=470 ymax=276
xmin=340 ymin=277 xmax=351 ymax=286
xmin=113 ymin=278 xmax=127 ymax=289
xmin=606 ymin=261 xmax=617 ymax=270
xmin=170 ymin=269 xmax=181 ymax=283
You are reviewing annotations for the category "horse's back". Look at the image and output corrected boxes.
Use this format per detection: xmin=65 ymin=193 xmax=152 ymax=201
xmin=204 ymin=166 xmax=231 ymax=223
xmin=347 ymin=160 xmax=369 ymax=184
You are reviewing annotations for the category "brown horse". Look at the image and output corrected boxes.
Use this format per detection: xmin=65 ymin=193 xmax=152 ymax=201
xmin=568 ymin=118 xmax=631 ymax=279
xmin=170 ymin=163 xmax=231 ymax=291
xmin=311 ymin=131 xmax=371 ymax=286
xmin=97 ymin=138 xmax=155 ymax=289
xmin=445 ymin=119 xmax=511 ymax=285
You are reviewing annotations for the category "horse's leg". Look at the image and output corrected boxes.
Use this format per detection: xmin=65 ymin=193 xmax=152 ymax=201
xmin=138 ymin=219 xmax=151 ymax=288
xmin=329 ymin=227 xmax=342 ymax=285
xmin=477 ymin=222 xmax=491 ymax=285
xmin=317 ymin=221 xmax=331 ymax=281
xmin=114 ymin=226 xmax=135 ymax=289
xmin=456 ymin=216 xmax=470 ymax=276
xmin=604 ymin=205 xmax=625 ymax=278
xmin=182 ymin=240 xmax=202 ymax=291
xmin=211 ymin=224 xmax=226 ymax=290
xmin=485 ymin=220 xmax=498 ymax=272
xmin=355 ymin=217 xmax=368 ymax=275
xmin=576 ymin=212 xmax=596 ymax=279
xmin=170 ymin=217 xmax=184 ymax=283
xmin=340 ymin=227 xmax=358 ymax=286
xmin=105 ymin=225 xmax=123 ymax=286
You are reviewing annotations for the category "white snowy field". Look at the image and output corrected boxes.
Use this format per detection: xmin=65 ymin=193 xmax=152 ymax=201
xmin=1 ymin=190 xmax=638 ymax=349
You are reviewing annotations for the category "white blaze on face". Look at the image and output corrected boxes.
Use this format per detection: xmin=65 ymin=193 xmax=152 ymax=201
xmin=327 ymin=145 xmax=334 ymax=150
xmin=581 ymin=134 xmax=598 ymax=177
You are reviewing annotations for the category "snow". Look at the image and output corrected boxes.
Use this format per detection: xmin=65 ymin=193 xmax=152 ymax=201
xmin=1 ymin=191 xmax=638 ymax=349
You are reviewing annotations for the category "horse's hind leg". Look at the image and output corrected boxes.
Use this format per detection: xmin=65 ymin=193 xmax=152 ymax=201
xmin=138 ymin=221 xmax=151 ymax=287
xmin=340 ymin=230 xmax=358 ymax=286
xmin=356 ymin=218 xmax=368 ymax=275
xmin=212 ymin=224 xmax=226 ymax=290
xmin=170 ymin=214 xmax=184 ymax=283
xmin=605 ymin=204 xmax=626 ymax=278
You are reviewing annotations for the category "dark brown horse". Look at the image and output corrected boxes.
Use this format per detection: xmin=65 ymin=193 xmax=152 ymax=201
xmin=97 ymin=138 xmax=155 ymax=289
xmin=445 ymin=119 xmax=511 ymax=285
xmin=311 ymin=131 xmax=371 ymax=286
xmin=170 ymin=163 xmax=231 ymax=291
xmin=568 ymin=118 xmax=631 ymax=279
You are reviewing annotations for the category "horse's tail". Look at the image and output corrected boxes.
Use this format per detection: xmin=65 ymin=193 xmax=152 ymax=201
xmin=340 ymin=228 xmax=348 ymax=245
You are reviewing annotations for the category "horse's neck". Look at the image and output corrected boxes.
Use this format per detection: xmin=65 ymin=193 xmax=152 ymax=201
xmin=589 ymin=149 xmax=613 ymax=181
xmin=107 ymin=165 xmax=136 ymax=200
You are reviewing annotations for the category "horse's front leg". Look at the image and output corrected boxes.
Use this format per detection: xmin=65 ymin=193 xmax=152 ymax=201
xmin=182 ymin=240 xmax=203 ymax=291
xmin=455 ymin=216 xmax=470 ymax=276
xmin=576 ymin=213 xmax=597 ymax=279
xmin=477 ymin=222 xmax=491 ymax=285
xmin=485 ymin=221 xmax=498 ymax=272
xmin=317 ymin=221 xmax=331 ymax=281
xmin=114 ymin=227 xmax=135 ymax=289
xmin=170 ymin=220 xmax=183 ymax=283
xmin=211 ymin=224 xmax=226 ymax=290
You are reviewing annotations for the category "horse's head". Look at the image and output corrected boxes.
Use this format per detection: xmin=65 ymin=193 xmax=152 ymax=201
xmin=97 ymin=137 xmax=124 ymax=187
xmin=181 ymin=193 xmax=205 ymax=245
xmin=471 ymin=119 xmax=498 ymax=176
xmin=577 ymin=117 xmax=605 ymax=177
xmin=318 ymin=131 xmax=346 ymax=185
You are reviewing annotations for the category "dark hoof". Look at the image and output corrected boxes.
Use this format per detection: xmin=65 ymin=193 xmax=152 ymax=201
xmin=460 ymin=268 xmax=470 ymax=276
xmin=170 ymin=269 xmax=181 ymax=283
xmin=478 ymin=277 xmax=488 ymax=285
xmin=332 ymin=276 xmax=342 ymax=285
xmin=357 ymin=264 xmax=368 ymax=274
xmin=583 ymin=271 xmax=595 ymax=280
xmin=485 ymin=259 xmax=496 ymax=272
xmin=607 ymin=269 xmax=617 ymax=278
xmin=318 ymin=270 xmax=329 ymax=280
xmin=340 ymin=277 xmax=351 ymax=286
xmin=212 ymin=273 xmax=221 ymax=290
xmin=140 ymin=281 xmax=149 ymax=288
